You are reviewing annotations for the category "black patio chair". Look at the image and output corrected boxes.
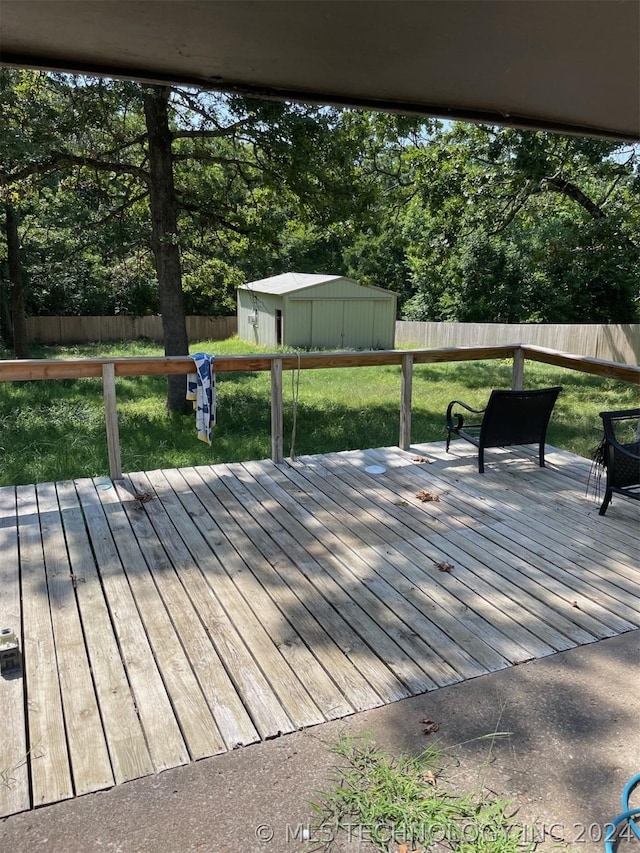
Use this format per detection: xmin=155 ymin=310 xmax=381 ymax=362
xmin=594 ymin=408 xmax=640 ymax=516
xmin=446 ymin=386 xmax=562 ymax=473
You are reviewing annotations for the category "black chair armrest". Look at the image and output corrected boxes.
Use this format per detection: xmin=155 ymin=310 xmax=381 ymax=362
xmin=607 ymin=438 xmax=640 ymax=459
xmin=599 ymin=408 xmax=640 ymax=460
xmin=446 ymin=399 xmax=486 ymax=431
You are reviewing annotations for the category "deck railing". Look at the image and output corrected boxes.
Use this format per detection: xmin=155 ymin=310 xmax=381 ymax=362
xmin=0 ymin=344 xmax=637 ymax=479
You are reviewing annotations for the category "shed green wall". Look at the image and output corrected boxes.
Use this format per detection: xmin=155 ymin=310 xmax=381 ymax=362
xmin=285 ymin=294 xmax=396 ymax=349
xmin=285 ymin=299 xmax=313 ymax=347
xmin=238 ymin=276 xmax=397 ymax=349
xmin=237 ymin=289 xmax=282 ymax=346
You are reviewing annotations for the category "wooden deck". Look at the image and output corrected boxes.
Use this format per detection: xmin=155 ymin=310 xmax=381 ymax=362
xmin=1 ymin=442 xmax=638 ymax=818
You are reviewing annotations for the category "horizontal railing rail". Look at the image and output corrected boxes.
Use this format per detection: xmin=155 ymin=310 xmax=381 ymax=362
xmin=0 ymin=344 xmax=519 ymax=380
xmin=0 ymin=344 xmax=637 ymax=479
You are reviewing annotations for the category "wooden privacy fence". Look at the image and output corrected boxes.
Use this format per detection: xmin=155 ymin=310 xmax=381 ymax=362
xmin=26 ymin=315 xmax=237 ymax=344
xmin=26 ymin=317 xmax=640 ymax=365
xmin=1 ymin=344 xmax=637 ymax=481
xmin=396 ymin=321 xmax=640 ymax=365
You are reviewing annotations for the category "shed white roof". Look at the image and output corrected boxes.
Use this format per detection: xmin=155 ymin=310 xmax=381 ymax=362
xmin=238 ymin=273 xmax=345 ymax=295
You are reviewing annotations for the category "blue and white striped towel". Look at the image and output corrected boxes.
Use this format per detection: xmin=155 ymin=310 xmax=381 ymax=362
xmin=186 ymin=352 xmax=216 ymax=445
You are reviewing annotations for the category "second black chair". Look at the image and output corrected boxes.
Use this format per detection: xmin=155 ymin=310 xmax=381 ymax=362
xmin=594 ymin=408 xmax=640 ymax=515
xmin=446 ymin=386 xmax=562 ymax=473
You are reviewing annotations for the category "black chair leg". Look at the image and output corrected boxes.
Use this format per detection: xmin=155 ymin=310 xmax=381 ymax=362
xmin=446 ymin=431 xmax=451 ymax=453
xmin=478 ymin=449 xmax=485 ymax=474
xmin=538 ymin=443 xmax=546 ymax=467
xmin=599 ymin=488 xmax=612 ymax=516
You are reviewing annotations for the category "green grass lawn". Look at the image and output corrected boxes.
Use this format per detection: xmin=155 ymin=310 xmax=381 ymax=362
xmin=0 ymin=337 xmax=637 ymax=486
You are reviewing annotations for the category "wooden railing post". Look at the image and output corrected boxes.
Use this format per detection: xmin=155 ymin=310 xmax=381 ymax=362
xmin=102 ymin=363 xmax=123 ymax=480
xmin=399 ymin=352 xmax=413 ymax=450
xmin=270 ymin=357 xmax=284 ymax=463
xmin=511 ymin=347 xmax=525 ymax=390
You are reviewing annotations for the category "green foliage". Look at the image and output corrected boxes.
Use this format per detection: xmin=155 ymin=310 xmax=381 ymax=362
xmin=309 ymin=734 xmax=536 ymax=852
xmin=1 ymin=73 xmax=374 ymax=325
xmin=1 ymin=70 xmax=638 ymax=328
xmin=399 ymin=125 xmax=639 ymax=322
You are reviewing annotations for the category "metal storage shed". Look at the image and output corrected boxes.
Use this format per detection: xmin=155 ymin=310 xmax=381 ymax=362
xmin=237 ymin=273 xmax=397 ymax=350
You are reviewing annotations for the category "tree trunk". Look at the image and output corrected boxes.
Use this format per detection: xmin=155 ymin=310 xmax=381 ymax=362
xmin=142 ymin=85 xmax=191 ymax=413
xmin=4 ymin=203 xmax=29 ymax=358
xmin=0 ymin=262 xmax=14 ymax=348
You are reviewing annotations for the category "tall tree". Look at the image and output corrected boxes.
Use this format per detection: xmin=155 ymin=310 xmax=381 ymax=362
xmin=143 ymin=86 xmax=190 ymax=411
xmin=0 ymin=68 xmax=42 ymax=356
xmin=4 ymin=203 xmax=28 ymax=357
xmin=16 ymin=76 xmax=368 ymax=408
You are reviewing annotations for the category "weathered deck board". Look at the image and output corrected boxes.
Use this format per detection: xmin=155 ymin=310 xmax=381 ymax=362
xmin=239 ymin=459 xmax=444 ymax=692
xmin=361 ymin=446 xmax=640 ymax=627
xmin=157 ymin=466 xmax=326 ymax=729
xmin=177 ymin=465 xmax=373 ymax=717
xmin=213 ymin=463 xmax=410 ymax=704
xmin=111 ymin=478 xmax=259 ymax=751
xmin=35 ymin=483 xmax=114 ymax=796
xmin=73 ymin=478 xmax=190 ymax=773
xmin=296 ymin=450 xmax=585 ymax=654
xmin=292 ymin=454 xmax=540 ymax=663
xmin=135 ymin=468 xmax=295 ymax=740
xmin=364 ymin=446 xmax=640 ymax=621
xmin=0 ymin=488 xmax=29 ymax=818
xmin=16 ymin=486 xmax=73 ymax=808
xmin=0 ymin=444 xmax=637 ymax=818
xmin=55 ymin=481 xmax=155 ymax=785
xmin=270 ymin=458 xmax=509 ymax=677
xmin=95 ymin=478 xmax=227 ymax=761
xmin=185 ymin=464 xmax=383 ymax=712
xmin=405 ymin=445 xmax=640 ymax=613
xmin=287 ymin=455 xmax=526 ymax=667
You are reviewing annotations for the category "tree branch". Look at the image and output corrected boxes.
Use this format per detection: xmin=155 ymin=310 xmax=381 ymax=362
xmin=171 ymin=122 xmax=252 ymax=141
xmin=89 ymin=191 xmax=149 ymax=226
xmin=172 ymin=152 xmax=256 ymax=168
xmin=179 ymin=203 xmax=251 ymax=235
xmin=542 ymin=175 xmax=606 ymax=219
xmin=51 ymin=152 xmax=151 ymax=183
xmin=101 ymin=134 xmax=148 ymax=159
xmin=487 ymin=186 xmax=534 ymax=235
xmin=597 ymin=153 xmax=636 ymax=207
xmin=169 ymin=90 xmax=254 ymax=135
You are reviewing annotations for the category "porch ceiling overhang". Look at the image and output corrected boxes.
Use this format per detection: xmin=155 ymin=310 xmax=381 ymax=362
xmin=1 ymin=0 xmax=638 ymax=141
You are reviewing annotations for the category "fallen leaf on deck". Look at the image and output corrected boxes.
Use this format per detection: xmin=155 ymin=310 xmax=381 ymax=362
xmin=421 ymin=718 xmax=440 ymax=734
xmin=134 ymin=491 xmax=152 ymax=503
xmin=416 ymin=490 xmax=440 ymax=503
xmin=411 ymin=456 xmax=433 ymax=464
xmin=434 ymin=561 xmax=454 ymax=573
xmin=394 ymin=500 xmax=409 ymax=507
